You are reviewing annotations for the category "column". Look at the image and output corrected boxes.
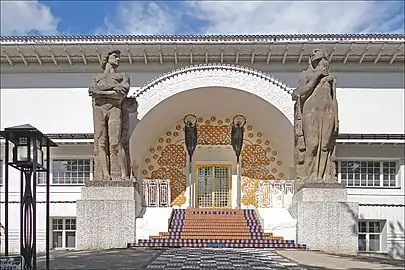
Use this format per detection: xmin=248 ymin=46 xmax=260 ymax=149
xmin=236 ymin=162 xmax=241 ymax=209
xmin=188 ymin=160 xmax=193 ymax=208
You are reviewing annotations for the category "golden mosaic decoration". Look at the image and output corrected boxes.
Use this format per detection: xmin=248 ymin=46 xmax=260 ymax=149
xmin=197 ymin=124 xmax=231 ymax=145
xmin=140 ymin=115 xmax=286 ymax=208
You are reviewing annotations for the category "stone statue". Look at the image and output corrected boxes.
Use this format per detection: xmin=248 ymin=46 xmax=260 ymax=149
xmin=89 ymin=49 xmax=137 ymax=181
xmin=292 ymin=48 xmax=339 ymax=190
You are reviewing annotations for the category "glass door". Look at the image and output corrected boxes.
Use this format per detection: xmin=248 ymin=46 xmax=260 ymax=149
xmin=197 ymin=165 xmax=231 ymax=208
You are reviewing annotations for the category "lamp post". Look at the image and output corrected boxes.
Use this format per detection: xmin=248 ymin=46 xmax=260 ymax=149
xmin=183 ymin=114 xmax=198 ymax=208
xmin=1 ymin=124 xmax=57 ymax=270
xmin=231 ymin=115 xmax=246 ymax=209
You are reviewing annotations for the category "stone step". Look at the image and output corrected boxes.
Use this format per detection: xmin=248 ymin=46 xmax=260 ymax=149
xmin=128 ymin=239 xmax=306 ymax=249
xmin=158 ymin=231 xmax=274 ymax=237
xmin=168 ymin=228 xmax=263 ymax=233
xmin=130 ymin=209 xmax=306 ymax=250
xmin=150 ymin=235 xmax=284 ymax=240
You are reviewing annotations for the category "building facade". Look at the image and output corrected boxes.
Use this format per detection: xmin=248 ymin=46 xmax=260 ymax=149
xmin=0 ymin=34 xmax=404 ymax=258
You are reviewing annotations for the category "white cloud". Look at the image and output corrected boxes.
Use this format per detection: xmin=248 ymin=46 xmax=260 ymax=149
xmin=97 ymin=2 xmax=182 ymax=35
xmin=0 ymin=0 xmax=59 ymax=36
xmin=103 ymin=1 xmax=403 ymax=35
xmin=185 ymin=1 xmax=404 ymax=34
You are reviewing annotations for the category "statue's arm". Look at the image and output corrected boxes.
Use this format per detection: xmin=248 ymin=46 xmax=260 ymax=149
xmin=297 ymin=71 xmax=321 ymax=99
xmin=121 ymin=74 xmax=131 ymax=93
xmin=89 ymin=75 xmax=117 ymax=96
xmin=332 ymin=78 xmax=339 ymax=133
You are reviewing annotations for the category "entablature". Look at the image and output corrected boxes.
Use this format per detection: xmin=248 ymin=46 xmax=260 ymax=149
xmin=1 ymin=34 xmax=404 ymax=69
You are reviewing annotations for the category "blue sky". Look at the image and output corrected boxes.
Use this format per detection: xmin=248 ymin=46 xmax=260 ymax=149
xmin=1 ymin=1 xmax=404 ymax=36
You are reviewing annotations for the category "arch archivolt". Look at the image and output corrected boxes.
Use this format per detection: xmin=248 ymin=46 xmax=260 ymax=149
xmin=134 ymin=64 xmax=294 ymax=123
xmin=140 ymin=115 xmax=287 ymax=207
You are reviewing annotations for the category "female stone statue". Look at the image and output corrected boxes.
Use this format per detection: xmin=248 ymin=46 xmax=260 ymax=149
xmin=293 ymin=48 xmax=339 ymax=189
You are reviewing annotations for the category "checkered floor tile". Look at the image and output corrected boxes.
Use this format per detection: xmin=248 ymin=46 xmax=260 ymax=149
xmin=142 ymin=248 xmax=307 ymax=270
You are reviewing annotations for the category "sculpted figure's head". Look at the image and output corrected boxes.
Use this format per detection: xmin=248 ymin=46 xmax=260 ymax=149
xmin=102 ymin=49 xmax=121 ymax=71
xmin=309 ymin=48 xmax=328 ymax=69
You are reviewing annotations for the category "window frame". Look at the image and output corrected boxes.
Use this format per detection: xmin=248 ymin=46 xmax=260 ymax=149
xmin=337 ymin=159 xmax=400 ymax=188
xmin=51 ymin=217 xmax=77 ymax=249
xmin=38 ymin=156 xmax=93 ymax=186
xmin=358 ymin=220 xmax=384 ymax=253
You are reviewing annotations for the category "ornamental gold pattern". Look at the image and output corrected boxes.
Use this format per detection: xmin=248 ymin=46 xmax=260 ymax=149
xmin=197 ymin=125 xmax=231 ymax=145
xmin=140 ymin=115 xmax=286 ymax=207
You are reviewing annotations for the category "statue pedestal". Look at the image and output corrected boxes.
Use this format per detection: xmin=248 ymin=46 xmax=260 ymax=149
xmin=288 ymin=187 xmax=359 ymax=255
xmin=76 ymin=181 xmax=137 ymax=250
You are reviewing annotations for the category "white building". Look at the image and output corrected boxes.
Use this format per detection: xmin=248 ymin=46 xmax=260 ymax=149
xmin=0 ymin=34 xmax=404 ymax=259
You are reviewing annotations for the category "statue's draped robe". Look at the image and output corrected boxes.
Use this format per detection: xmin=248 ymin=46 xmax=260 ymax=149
xmin=295 ymin=65 xmax=338 ymax=185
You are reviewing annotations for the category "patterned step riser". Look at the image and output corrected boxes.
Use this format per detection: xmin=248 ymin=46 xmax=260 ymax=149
xmin=134 ymin=242 xmax=305 ymax=249
xmin=169 ymin=226 xmax=263 ymax=232
xmin=169 ymin=224 xmax=262 ymax=228
xmin=150 ymin=236 xmax=274 ymax=240
xmin=159 ymin=232 xmax=274 ymax=237
xmin=170 ymin=221 xmax=262 ymax=225
xmin=171 ymin=217 xmax=260 ymax=221
xmin=138 ymin=239 xmax=297 ymax=245
xmin=149 ymin=235 xmax=285 ymax=240
xmin=163 ymin=231 xmax=264 ymax=237
xmin=169 ymin=231 xmax=264 ymax=235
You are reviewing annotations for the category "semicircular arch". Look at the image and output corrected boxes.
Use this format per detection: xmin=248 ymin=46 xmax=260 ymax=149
xmin=133 ymin=64 xmax=295 ymax=123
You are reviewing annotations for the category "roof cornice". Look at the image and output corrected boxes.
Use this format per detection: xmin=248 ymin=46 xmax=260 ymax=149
xmin=1 ymin=33 xmax=404 ymax=44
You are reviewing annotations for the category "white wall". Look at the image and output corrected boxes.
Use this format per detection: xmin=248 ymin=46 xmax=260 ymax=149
xmin=337 ymin=144 xmax=405 ymax=259
xmin=1 ymin=87 xmax=404 ymax=134
xmin=1 ymin=62 xmax=404 ymax=89
xmin=0 ymin=145 xmax=89 ymax=253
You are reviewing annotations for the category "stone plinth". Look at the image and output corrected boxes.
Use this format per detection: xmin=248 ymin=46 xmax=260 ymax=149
xmin=288 ymin=187 xmax=359 ymax=255
xmin=76 ymin=183 xmax=136 ymax=250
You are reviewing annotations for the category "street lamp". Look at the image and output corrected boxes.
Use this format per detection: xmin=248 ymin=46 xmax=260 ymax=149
xmin=1 ymin=124 xmax=57 ymax=270
xmin=183 ymin=114 xmax=198 ymax=208
xmin=231 ymin=115 xmax=246 ymax=209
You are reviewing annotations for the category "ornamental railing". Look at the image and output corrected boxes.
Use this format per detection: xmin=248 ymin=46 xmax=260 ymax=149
xmin=258 ymin=180 xmax=294 ymax=208
xmin=142 ymin=179 xmax=171 ymax=207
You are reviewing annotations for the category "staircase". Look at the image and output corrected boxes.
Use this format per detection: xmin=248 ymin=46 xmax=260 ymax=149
xmin=128 ymin=209 xmax=306 ymax=249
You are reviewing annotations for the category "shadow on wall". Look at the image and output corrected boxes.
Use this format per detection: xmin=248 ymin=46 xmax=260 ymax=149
xmin=342 ymin=201 xmax=362 ymax=237
xmin=343 ymin=202 xmax=405 ymax=261
xmin=389 ymin=221 xmax=405 ymax=260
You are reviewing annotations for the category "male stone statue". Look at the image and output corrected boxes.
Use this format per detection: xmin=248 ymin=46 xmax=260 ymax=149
xmin=89 ymin=49 xmax=137 ymax=181
xmin=292 ymin=48 xmax=339 ymax=190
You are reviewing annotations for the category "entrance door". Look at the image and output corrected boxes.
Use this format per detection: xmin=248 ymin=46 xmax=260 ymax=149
xmin=196 ymin=165 xmax=231 ymax=208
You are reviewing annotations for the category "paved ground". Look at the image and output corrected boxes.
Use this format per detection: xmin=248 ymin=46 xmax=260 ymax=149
xmin=34 ymin=248 xmax=404 ymax=270
xmin=277 ymin=250 xmax=405 ymax=270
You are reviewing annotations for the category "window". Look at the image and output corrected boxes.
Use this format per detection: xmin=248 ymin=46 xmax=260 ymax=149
xmin=38 ymin=158 xmax=92 ymax=185
xmin=51 ymin=218 xmax=76 ymax=249
xmin=358 ymin=220 xmax=384 ymax=252
xmin=339 ymin=161 xmax=398 ymax=187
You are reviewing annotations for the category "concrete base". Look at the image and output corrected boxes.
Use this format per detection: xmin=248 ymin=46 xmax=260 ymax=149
xmin=76 ymin=186 xmax=136 ymax=250
xmin=288 ymin=187 xmax=359 ymax=255
xmin=136 ymin=208 xmax=173 ymax=241
xmin=257 ymin=208 xmax=297 ymax=242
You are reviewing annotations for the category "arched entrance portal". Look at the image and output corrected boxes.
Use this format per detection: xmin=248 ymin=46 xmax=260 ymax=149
xmin=130 ymin=65 xmax=294 ymax=209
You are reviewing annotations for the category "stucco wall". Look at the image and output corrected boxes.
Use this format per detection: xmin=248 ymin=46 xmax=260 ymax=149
xmin=1 ymin=87 xmax=403 ymax=134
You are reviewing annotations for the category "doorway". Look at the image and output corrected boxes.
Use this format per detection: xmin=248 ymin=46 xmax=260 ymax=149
xmin=196 ymin=165 xmax=231 ymax=208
